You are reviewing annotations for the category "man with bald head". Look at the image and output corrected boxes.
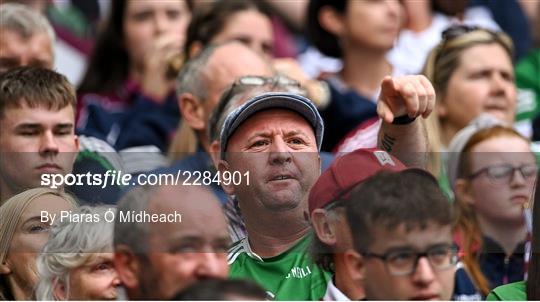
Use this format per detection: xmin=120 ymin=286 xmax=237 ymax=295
xmin=173 ymin=41 xmax=274 ymax=155
xmin=113 ymin=183 xmax=230 ymax=300
xmin=157 ymin=42 xmax=275 ymax=207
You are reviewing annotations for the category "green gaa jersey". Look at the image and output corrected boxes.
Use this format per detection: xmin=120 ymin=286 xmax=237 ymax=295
xmin=487 ymin=281 xmax=527 ymax=301
xmin=228 ymin=235 xmax=331 ymax=300
xmin=515 ymin=50 xmax=539 ymax=124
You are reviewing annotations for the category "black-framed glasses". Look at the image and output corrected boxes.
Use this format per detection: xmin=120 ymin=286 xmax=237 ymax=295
xmin=361 ymin=244 xmax=458 ymax=276
xmin=468 ymin=163 xmax=538 ymax=185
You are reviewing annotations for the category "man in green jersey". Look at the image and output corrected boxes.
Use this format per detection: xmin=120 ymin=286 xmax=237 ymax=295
xmin=216 ymin=75 xmax=436 ymax=300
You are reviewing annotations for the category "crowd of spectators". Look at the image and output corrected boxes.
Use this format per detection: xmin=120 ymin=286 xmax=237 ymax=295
xmin=1 ymin=0 xmax=539 ymax=300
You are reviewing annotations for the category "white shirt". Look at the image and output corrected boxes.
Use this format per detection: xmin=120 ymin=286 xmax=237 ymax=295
xmin=387 ymin=7 xmax=501 ymax=75
xmin=322 ymin=279 xmax=350 ymax=301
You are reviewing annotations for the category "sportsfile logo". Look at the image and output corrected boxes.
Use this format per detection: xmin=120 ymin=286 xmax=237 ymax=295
xmin=40 ymin=170 xmax=251 ymax=189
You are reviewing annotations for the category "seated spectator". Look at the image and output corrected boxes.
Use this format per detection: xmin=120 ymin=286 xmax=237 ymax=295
xmin=309 ymin=148 xmax=416 ymax=300
xmin=160 ymin=42 xmax=300 ymax=243
xmin=2 ymin=0 xmax=99 ymax=84
xmin=35 ymin=206 xmax=120 ymax=300
xmin=343 ymin=169 xmax=456 ymax=300
xmin=487 ymin=165 xmax=539 ymax=300
xmin=0 ymin=67 xmax=79 ymax=203
xmin=167 ymin=41 xmax=273 ymax=164
xmin=187 ymin=0 xmax=329 ymax=109
xmin=219 ymin=74 xmax=433 ymax=299
xmin=113 ymin=183 xmax=230 ymax=300
xmin=172 ymin=278 xmax=267 ymax=300
xmin=76 ymin=0 xmax=192 ymax=152
xmin=0 ymin=4 xmax=125 ymax=203
xmin=206 ymin=74 xmax=312 ymax=242
xmin=150 ymin=45 xmax=273 ymax=244
xmin=424 ymin=25 xmax=516 ymax=143
xmin=159 ymin=42 xmax=307 ymax=243
xmin=0 ymin=3 xmax=54 ymax=74
xmin=422 ymin=25 xmax=517 ymax=189
xmin=184 ymin=0 xmax=273 ymax=60
xmin=207 ymin=74 xmax=311 ymax=166
xmin=448 ymin=114 xmax=535 ymax=297
xmin=219 ymin=92 xmax=331 ymax=300
xmin=307 ymin=0 xmax=404 ymax=152
xmin=169 ymin=0 xmax=274 ymax=162
xmin=0 ymin=188 xmax=77 ymax=300
xmin=171 ymin=0 xmax=328 ymax=161
xmin=208 ymin=76 xmax=434 ymax=170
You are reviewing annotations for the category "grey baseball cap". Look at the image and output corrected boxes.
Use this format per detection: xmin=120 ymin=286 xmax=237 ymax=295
xmin=446 ymin=113 xmax=507 ymax=191
xmin=219 ymin=92 xmax=324 ymax=159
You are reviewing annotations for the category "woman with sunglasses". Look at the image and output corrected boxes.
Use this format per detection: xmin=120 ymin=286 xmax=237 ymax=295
xmin=422 ymin=25 xmax=517 ymax=184
xmin=448 ymin=114 xmax=536 ymax=298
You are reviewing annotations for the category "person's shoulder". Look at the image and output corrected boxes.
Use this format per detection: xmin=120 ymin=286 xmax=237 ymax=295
xmin=487 ymin=281 xmax=527 ymax=301
xmin=452 ymin=262 xmax=483 ymax=301
xmin=516 ymin=49 xmax=540 ymax=77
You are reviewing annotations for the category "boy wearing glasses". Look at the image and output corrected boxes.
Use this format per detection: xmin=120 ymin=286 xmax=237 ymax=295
xmin=309 ymin=149 xmax=413 ymax=300
xmin=343 ymin=168 xmax=457 ymax=300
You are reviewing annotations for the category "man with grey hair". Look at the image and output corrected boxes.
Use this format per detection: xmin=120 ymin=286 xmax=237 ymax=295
xmin=155 ymin=43 xmax=298 ymax=243
xmin=170 ymin=41 xmax=274 ymax=161
xmin=113 ymin=183 xmax=231 ymax=300
xmin=154 ymin=42 xmax=275 ymax=205
xmin=0 ymin=3 xmax=55 ymax=74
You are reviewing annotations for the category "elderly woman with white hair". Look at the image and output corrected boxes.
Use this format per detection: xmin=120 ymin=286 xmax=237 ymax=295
xmin=35 ymin=205 xmax=120 ymax=300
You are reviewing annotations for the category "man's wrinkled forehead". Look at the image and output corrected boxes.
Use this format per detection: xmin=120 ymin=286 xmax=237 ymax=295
xmin=0 ymin=29 xmax=54 ymax=65
xmin=232 ymin=108 xmax=316 ymax=141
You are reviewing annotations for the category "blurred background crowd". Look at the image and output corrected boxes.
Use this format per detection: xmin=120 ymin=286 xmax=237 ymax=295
xmin=1 ymin=0 xmax=540 ymax=301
